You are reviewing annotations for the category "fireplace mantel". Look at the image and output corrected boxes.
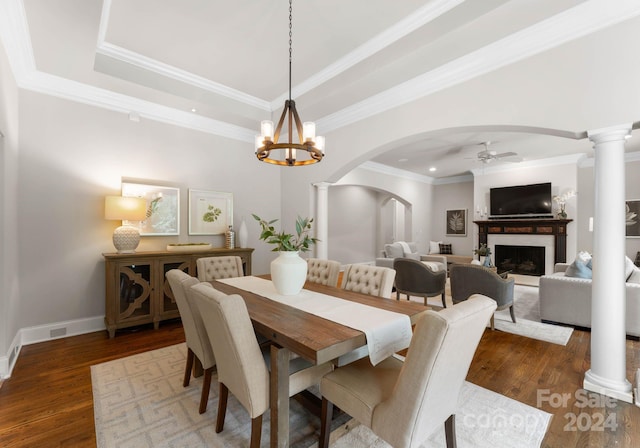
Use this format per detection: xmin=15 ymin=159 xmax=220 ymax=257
xmin=474 ymin=218 xmax=573 ymax=264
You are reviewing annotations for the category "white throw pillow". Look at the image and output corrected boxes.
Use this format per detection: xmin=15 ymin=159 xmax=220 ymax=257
xmin=429 ymin=240 xmax=442 ymax=254
xmin=625 ymin=256 xmax=636 ymax=281
xmin=628 ymin=266 xmax=640 ymax=284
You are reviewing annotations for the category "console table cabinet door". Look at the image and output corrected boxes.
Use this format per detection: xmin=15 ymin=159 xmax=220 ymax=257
xmin=103 ymin=248 xmax=254 ymax=338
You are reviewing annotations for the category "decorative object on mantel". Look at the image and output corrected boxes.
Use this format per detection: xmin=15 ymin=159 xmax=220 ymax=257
xmin=104 ymin=196 xmax=146 ymax=253
xmin=553 ymin=189 xmax=576 ymax=219
xmin=253 ymin=214 xmax=317 ymax=295
xmin=237 ymin=218 xmax=248 ymax=248
xmin=254 ymin=0 xmax=325 ymax=166
xmin=166 ymin=243 xmax=212 ymax=252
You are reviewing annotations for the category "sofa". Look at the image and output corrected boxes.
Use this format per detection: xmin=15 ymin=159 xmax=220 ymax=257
xmin=375 ymin=242 xmax=447 ymax=272
xmin=539 ymin=261 xmax=640 ymax=337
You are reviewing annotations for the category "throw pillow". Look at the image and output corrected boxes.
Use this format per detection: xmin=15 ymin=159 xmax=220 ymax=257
xmin=628 ymin=266 xmax=640 ymax=284
xmin=565 ymin=258 xmax=592 ymax=279
xmin=439 ymin=243 xmax=453 ymax=255
xmin=625 ymin=256 xmax=635 ymax=281
xmin=429 ymin=240 xmax=442 ymax=254
xmin=385 ymin=243 xmax=403 ymax=259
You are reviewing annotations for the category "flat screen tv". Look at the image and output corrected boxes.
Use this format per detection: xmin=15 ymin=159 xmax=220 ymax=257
xmin=489 ymin=182 xmax=553 ymax=219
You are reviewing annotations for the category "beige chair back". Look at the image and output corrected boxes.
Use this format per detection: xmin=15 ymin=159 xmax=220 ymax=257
xmin=196 ymin=256 xmax=244 ymax=281
xmin=341 ymin=264 xmax=396 ymax=298
xmin=189 ymin=283 xmax=269 ymax=418
xmin=306 ymin=258 xmax=341 ymax=287
xmin=372 ymin=295 xmax=496 ymax=447
xmin=166 ymin=270 xmax=215 ymax=369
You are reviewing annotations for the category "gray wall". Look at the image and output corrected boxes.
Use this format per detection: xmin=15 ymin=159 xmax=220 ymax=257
xmin=13 ymin=91 xmax=281 ymax=333
xmin=430 ymin=180 xmax=474 ymax=256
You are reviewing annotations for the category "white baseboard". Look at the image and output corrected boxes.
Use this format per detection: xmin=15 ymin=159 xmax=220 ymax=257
xmin=0 ymin=316 xmax=106 ymax=379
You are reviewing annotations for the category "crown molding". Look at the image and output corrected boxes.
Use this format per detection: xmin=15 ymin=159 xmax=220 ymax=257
xmin=433 ymin=174 xmax=474 ymax=185
xmin=317 ymin=0 xmax=640 ymax=134
xmin=270 ymin=0 xmax=464 ymax=108
xmin=359 ymin=161 xmax=435 ymax=184
xmin=471 ymin=153 xmax=587 ymax=177
xmin=0 ymin=0 xmax=35 ymax=80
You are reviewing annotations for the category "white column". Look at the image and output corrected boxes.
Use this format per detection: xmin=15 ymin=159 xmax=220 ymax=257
xmin=584 ymin=124 xmax=632 ymax=403
xmin=314 ymin=182 xmax=331 ymax=259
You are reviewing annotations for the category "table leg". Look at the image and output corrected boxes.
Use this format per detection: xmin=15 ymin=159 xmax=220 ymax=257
xmin=270 ymin=344 xmax=290 ymax=448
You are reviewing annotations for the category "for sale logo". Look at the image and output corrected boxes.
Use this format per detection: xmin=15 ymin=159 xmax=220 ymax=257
xmin=537 ymin=389 xmax=618 ymax=431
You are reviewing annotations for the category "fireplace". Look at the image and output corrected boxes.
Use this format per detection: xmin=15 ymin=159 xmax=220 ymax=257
xmin=495 ymin=245 xmax=545 ymax=276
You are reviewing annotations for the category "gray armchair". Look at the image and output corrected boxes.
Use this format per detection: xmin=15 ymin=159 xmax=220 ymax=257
xmin=393 ymin=258 xmax=447 ymax=307
xmin=449 ymin=264 xmax=515 ymax=329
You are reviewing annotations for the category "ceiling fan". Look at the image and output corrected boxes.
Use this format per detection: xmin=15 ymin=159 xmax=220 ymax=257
xmin=472 ymin=141 xmax=520 ymax=164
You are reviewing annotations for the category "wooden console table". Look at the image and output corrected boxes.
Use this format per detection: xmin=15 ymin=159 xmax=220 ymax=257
xmin=103 ymin=248 xmax=254 ymax=338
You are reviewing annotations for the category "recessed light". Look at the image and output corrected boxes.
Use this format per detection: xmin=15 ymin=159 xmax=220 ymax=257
xmin=398 ymin=158 xmax=408 ymax=162
xmin=429 ymin=167 xmax=437 ymax=172
xmin=191 ymin=108 xmax=197 ymax=113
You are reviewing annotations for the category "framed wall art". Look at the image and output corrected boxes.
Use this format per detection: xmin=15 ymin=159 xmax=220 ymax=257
xmin=189 ymin=190 xmax=233 ymax=235
xmin=122 ymin=182 xmax=180 ymax=236
xmin=626 ymin=199 xmax=640 ymax=238
xmin=446 ymin=209 xmax=467 ymax=237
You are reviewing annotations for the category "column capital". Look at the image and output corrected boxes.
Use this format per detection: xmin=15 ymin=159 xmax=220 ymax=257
xmin=313 ymin=182 xmax=332 ymax=190
xmin=587 ymin=123 xmax=632 ymax=145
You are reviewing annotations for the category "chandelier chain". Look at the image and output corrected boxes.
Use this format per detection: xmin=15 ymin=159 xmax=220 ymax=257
xmin=288 ymin=0 xmax=292 ymax=102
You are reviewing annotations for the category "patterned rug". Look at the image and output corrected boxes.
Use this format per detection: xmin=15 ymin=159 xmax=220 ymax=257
xmin=92 ymin=344 xmax=551 ymax=447
xmin=403 ymin=282 xmax=573 ymax=345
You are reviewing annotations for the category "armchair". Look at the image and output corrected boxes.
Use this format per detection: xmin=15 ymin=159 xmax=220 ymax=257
xmin=449 ymin=264 xmax=515 ymax=330
xmin=393 ymin=258 xmax=447 ymax=307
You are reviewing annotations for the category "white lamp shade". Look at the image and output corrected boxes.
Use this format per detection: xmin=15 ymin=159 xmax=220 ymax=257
xmin=105 ymin=196 xmax=147 ymax=221
xmin=303 ymin=122 xmax=316 ymax=142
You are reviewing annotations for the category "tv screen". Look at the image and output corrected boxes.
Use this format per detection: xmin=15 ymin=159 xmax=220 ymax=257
xmin=490 ymin=182 xmax=552 ymax=218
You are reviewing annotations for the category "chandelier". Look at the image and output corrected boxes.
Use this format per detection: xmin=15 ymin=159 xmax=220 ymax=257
xmin=255 ymin=0 xmax=325 ymax=166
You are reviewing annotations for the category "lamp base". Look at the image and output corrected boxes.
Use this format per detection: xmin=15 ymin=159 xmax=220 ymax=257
xmin=113 ymin=225 xmax=141 ymax=253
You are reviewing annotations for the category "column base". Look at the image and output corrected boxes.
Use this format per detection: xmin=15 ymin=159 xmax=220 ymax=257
xmin=584 ymin=369 xmax=633 ymax=403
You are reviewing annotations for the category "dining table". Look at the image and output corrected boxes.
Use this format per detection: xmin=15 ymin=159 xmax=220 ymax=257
xmin=211 ymin=275 xmax=429 ymax=448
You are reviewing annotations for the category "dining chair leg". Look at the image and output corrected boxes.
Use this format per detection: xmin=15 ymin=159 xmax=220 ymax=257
xmin=319 ymin=397 xmax=334 ymax=448
xmin=441 ymin=292 xmax=447 ymax=308
xmin=199 ymin=367 xmax=213 ymax=414
xmin=250 ymin=414 xmax=262 ymax=448
xmin=444 ymin=414 xmax=457 ymax=448
xmin=216 ymin=383 xmax=229 ymax=433
xmin=183 ymin=348 xmax=194 ymax=387
xmin=509 ymin=304 xmax=516 ymax=323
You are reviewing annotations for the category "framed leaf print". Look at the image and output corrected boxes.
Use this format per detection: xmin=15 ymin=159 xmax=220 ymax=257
xmin=446 ymin=209 xmax=467 ymax=237
xmin=189 ymin=190 xmax=233 ymax=235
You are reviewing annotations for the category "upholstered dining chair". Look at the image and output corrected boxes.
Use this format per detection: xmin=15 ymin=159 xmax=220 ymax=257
xmin=449 ymin=263 xmax=516 ymax=330
xmin=393 ymin=258 xmax=447 ymax=307
xmin=341 ymin=264 xmax=396 ymax=298
xmin=319 ymin=295 xmax=497 ymax=448
xmin=165 ymin=269 xmax=216 ymax=414
xmin=196 ymin=256 xmax=244 ymax=281
xmin=189 ymin=283 xmax=332 ymax=448
xmin=306 ymin=258 xmax=341 ymax=287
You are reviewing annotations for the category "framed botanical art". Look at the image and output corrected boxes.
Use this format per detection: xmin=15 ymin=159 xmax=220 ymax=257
xmin=189 ymin=190 xmax=233 ymax=235
xmin=446 ymin=209 xmax=467 ymax=237
xmin=122 ymin=182 xmax=180 ymax=236
xmin=626 ymin=199 xmax=640 ymax=238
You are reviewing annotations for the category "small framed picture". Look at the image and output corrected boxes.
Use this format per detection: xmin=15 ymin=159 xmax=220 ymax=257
xmin=626 ymin=200 xmax=640 ymax=238
xmin=446 ymin=209 xmax=467 ymax=237
xmin=122 ymin=182 xmax=179 ymax=236
xmin=189 ymin=190 xmax=233 ymax=235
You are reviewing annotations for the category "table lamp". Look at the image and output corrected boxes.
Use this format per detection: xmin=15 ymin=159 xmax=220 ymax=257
xmin=105 ymin=196 xmax=147 ymax=253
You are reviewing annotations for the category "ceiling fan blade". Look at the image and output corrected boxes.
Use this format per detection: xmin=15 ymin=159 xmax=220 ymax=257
xmin=494 ymin=152 xmax=518 ymax=158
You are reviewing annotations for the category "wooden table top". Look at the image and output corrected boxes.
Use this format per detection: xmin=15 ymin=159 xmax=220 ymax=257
xmin=211 ymin=279 xmax=429 ymax=364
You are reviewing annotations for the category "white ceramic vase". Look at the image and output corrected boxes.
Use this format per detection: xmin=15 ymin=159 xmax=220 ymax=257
xmin=271 ymin=251 xmax=307 ymax=295
xmin=238 ymin=218 xmax=248 ymax=248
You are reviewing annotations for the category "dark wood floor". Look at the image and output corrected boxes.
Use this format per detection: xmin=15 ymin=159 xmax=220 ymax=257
xmin=0 ymin=320 xmax=639 ymax=447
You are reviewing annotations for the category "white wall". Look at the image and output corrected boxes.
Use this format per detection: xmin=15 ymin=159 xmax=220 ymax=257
xmin=430 ymin=180 xmax=474 ymax=257
xmin=327 ymin=185 xmax=378 ymax=264
xmin=13 ymin=91 xmax=281 ymax=334
xmin=0 ymin=38 xmax=20 ymax=371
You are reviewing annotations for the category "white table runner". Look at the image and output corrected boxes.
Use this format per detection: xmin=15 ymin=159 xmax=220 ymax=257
xmin=218 ymin=276 xmax=412 ymax=365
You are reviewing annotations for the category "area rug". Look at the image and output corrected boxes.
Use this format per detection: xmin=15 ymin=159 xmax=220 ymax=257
xmin=92 ymin=344 xmax=551 ymax=448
